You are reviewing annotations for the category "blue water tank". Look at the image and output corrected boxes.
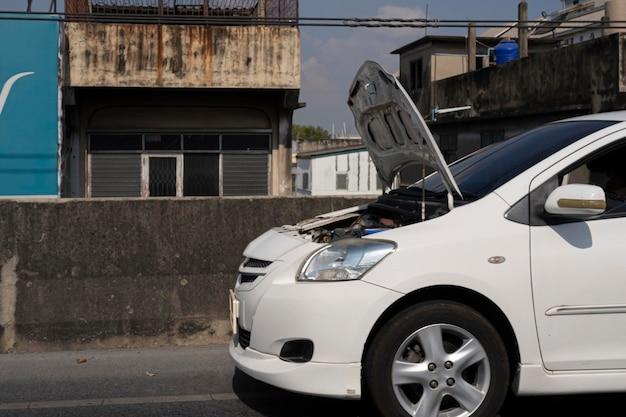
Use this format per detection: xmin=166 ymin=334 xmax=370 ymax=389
xmin=494 ymin=39 xmax=519 ymax=65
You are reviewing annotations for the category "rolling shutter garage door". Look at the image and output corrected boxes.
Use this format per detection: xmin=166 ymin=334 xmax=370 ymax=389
xmin=222 ymin=154 xmax=268 ymax=196
xmin=91 ymin=154 xmax=141 ymax=197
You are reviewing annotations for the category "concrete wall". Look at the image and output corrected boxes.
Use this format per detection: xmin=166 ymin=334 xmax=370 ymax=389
xmin=431 ymin=34 xmax=626 ymax=121
xmin=0 ymin=197 xmax=371 ymax=353
xmin=396 ymin=38 xmax=556 ymax=116
xmin=65 ymin=22 xmax=300 ymax=89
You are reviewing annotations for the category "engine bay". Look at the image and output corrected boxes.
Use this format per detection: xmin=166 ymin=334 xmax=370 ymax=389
xmin=304 ymin=189 xmax=453 ymax=243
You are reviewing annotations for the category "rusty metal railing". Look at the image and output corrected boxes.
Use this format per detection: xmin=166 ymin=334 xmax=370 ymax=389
xmin=64 ymin=0 xmax=298 ymax=18
xmin=265 ymin=0 xmax=297 ymax=19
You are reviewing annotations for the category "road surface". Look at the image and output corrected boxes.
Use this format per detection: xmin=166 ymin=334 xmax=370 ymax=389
xmin=0 ymin=344 xmax=621 ymax=416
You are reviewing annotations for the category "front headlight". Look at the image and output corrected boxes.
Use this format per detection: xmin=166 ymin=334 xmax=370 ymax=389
xmin=298 ymin=238 xmax=396 ymax=282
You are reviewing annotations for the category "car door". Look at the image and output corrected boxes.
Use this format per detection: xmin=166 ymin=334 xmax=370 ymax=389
xmin=530 ymin=135 xmax=626 ymax=371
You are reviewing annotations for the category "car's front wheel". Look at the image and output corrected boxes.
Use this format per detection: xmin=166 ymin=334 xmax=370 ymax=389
xmin=364 ymin=301 xmax=510 ymax=417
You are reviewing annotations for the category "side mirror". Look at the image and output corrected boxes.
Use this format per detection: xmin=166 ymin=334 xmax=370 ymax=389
xmin=544 ymin=184 xmax=606 ymax=217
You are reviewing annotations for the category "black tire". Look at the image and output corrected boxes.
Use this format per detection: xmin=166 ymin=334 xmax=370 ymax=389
xmin=364 ymin=301 xmax=510 ymax=417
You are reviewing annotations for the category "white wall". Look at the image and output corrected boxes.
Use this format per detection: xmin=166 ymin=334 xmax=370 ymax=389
xmin=296 ymin=150 xmax=382 ymax=196
xmin=294 ymin=158 xmax=311 ymax=195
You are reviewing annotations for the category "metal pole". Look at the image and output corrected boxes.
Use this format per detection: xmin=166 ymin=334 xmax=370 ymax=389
xmin=203 ymin=0 xmax=209 ymax=16
xmin=602 ymin=15 xmax=610 ymax=37
xmin=424 ymin=3 xmax=429 ymax=36
xmin=158 ymin=0 xmax=164 ymax=16
xmin=468 ymin=22 xmax=477 ymax=72
xmin=519 ymin=1 xmax=529 ymax=58
xmin=27 ymin=0 xmax=32 ymax=12
xmin=421 ymin=164 xmax=426 ymax=221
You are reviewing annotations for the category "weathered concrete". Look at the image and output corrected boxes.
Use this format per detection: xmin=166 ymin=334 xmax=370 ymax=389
xmin=0 ymin=256 xmax=18 ymax=352
xmin=392 ymin=33 xmax=626 ymax=186
xmin=392 ymin=36 xmax=556 ymax=116
xmin=65 ymin=23 xmax=300 ymax=89
xmin=431 ymin=33 xmax=626 ymax=121
xmin=294 ymin=139 xmax=363 ymax=155
xmin=62 ymin=88 xmax=297 ymax=198
xmin=0 ymin=197 xmax=371 ymax=353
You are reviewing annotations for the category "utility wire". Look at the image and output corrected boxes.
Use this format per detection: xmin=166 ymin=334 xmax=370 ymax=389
xmin=0 ymin=10 xmax=623 ymax=29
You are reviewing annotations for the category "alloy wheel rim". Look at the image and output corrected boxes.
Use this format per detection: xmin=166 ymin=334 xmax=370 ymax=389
xmin=391 ymin=323 xmax=491 ymax=417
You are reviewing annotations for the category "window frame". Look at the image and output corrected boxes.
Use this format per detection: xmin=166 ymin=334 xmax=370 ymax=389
xmin=551 ymin=139 xmax=626 ymax=221
xmin=87 ymin=130 xmax=272 ymax=198
xmin=88 ymin=130 xmax=272 ymax=154
xmin=183 ymin=153 xmax=221 ymax=197
xmin=302 ymin=172 xmax=310 ymax=191
xmin=141 ymin=154 xmax=184 ymax=198
xmin=409 ymin=58 xmax=423 ymax=92
xmin=507 ymin=136 xmax=626 ymax=226
xmin=336 ymin=173 xmax=349 ymax=191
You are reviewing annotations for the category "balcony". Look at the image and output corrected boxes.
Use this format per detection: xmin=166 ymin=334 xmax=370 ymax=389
xmin=430 ymin=34 xmax=626 ymax=122
xmin=65 ymin=0 xmax=298 ymax=18
xmin=63 ymin=0 xmax=300 ymax=89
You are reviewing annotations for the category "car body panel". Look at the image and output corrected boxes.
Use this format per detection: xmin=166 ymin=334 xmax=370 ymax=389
xmin=242 ymin=228 xmax=309 ymax=262
xmin=528 ymin=130 xmax=626 ymax=371
xmin=360 ymin=193 xmax=542 ymax=366
xmin=347 ymin=61 xmax=461 ymax=196
xmin=229 ymin=343 xmax=362 ymax=399
xmin=230 ymin=112 xmax=626 ymax=399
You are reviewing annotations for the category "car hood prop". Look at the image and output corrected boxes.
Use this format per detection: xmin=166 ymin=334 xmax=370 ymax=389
xmin=347 ymin=61 xmax=462 ymax=200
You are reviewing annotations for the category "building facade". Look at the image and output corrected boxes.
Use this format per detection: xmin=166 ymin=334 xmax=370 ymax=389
xmin=395 ymin=33 xmax=626 ymax=186
xmin=484 ymin=0 xmax=626 ymax=47
xmin=391 ymin=36 xmax=556 ymax=128
xmin=392 ymin=1 xmax=626 ymax=185
xmin=0 ymin=14 xmax=61 ymax=198
xmin=391 ymin=35 xmax=555 ymax=184
xmin=295 ymin=146 xmax=383 ymax=197
xmin=0 ymin=0 xmax=301 ymax=199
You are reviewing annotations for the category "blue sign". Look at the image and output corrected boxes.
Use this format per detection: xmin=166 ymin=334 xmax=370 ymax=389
xmin=0 ymin=14 xmax=59 ymax=197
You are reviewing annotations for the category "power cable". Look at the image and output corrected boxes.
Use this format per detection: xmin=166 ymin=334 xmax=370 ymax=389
xmin=0 ymin=10 xmax=623 ymax=30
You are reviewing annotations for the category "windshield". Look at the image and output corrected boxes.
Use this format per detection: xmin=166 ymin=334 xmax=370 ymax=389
xmin=410 ymin=120 xmax=617 ymax=199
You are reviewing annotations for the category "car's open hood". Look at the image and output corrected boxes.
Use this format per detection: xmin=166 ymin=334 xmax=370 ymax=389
xmin=348 ymin=61 xmax=462 ymax=198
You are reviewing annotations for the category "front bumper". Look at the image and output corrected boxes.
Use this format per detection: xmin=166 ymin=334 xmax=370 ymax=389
xmin=229 ymin=269 xmax=402 ymax=398
xmin=229 ymin=342 xmax=362 ymax=399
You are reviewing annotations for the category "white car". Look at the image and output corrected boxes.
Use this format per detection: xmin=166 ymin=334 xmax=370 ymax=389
xmin=229 ymin=61 xmax=626 ymax=417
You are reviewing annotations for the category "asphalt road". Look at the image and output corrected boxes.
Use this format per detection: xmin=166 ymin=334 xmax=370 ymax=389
xmin=0 ymin=344 xmax=622 ymax=417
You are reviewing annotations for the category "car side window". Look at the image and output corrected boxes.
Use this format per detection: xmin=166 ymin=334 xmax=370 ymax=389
xmin=507 ymin=139 xmax=626 ymax=226
xmin=558 ymin=141 xmax=626 ymax=212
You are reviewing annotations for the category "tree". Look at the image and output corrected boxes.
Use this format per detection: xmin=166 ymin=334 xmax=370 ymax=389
xmin=292 ymin=125 xmax=331 ymax=141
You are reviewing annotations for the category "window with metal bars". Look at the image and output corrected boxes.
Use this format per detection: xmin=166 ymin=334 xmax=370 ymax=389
xmin=88 ymin=132 xmax=271 ymax=197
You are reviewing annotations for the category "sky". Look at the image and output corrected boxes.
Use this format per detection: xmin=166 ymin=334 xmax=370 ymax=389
xmin=296 ymin=0 xmax=562 ymax=134
xmin=4 ymin=0 xmax=562 ymax=133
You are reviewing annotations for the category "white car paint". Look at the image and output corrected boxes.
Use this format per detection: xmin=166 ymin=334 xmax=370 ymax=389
xmin=348 ymin=61 xmax=461 ymax=196
xmin=232 ymin=55 xmax=626 ymax=405
xmin=230 ymin=111 xmax=626 ymax=400
xmin=544 ymin=184 xmax=606 ymax=216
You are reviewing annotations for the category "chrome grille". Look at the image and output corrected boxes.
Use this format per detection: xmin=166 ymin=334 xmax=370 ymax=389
xmin=243 ymin=258 xmax=273 ymax=269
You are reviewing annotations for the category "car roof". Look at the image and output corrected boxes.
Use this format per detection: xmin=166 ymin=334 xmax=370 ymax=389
xmin=560 ymin=111 xmax=626 ymax=123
